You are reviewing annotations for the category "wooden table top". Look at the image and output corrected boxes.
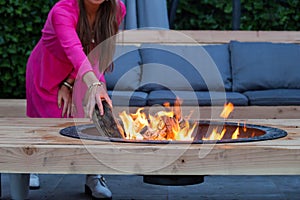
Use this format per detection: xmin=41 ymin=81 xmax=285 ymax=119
xmin=0 ymin=118 xmax=299 ymax=175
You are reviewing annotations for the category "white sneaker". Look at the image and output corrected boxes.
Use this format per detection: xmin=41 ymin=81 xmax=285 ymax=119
xmin=85 ymin=175 xmax=112 ymax=199
xmin=29 ymin=174 xmax=40 ymax=189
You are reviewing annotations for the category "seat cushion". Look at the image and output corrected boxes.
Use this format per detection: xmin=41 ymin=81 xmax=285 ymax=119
xmin=105 ymin=45 xmax=142 ymax=91
xmin=108 ymin=91 xmax=148 ymax=107
xmin=147 ymin=90 xmax=248 ymax=106
xmin=139 ymin=44 xmax=231 ymax=92
xmin=230 ymin=41 xmax=300 ymax=92
xmin=243 ymin=89 xmax=300 ymax=106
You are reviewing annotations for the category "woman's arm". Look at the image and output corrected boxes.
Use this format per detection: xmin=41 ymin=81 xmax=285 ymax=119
xmin=51 ymin=5 xmax=108 ymax=118
xmin=51 ymin=6 xmax=94 ymax=79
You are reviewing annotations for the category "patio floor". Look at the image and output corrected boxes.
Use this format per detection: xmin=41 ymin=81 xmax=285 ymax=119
xmin=1 ymin=174 xmax=299 ymax=200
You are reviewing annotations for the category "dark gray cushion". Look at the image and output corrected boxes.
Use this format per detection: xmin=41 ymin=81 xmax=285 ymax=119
xmin=230 ymin=41 xmax=300 ymax=92
xmin=108 ymin=90 xmax=148 ymax=107
xmin=147 ymin=90 xmax=248 ymax=106
xmin=244 ymin=89 xmax=300 ymax=106
xmin=201 ymin=44 xmax=232 ymax=90
xmin=139 ymin=44 xmax=231 ymax=92
xmin=105 ymin=45 xmax=142 ymax=91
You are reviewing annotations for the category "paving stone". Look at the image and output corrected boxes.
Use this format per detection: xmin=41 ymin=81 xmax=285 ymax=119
xmin=0 ymin=174 xmax=299 ymax=200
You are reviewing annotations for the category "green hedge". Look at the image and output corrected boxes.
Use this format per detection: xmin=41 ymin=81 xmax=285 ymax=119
xmin=173 ymin=0 xmax=300 ymax=30
xmin=1 ymin=0 xmax=299 ymax=98
xmin=0 ymin=1 xmax=57 ymax=98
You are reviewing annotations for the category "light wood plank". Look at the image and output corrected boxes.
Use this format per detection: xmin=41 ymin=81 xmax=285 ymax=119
xmin=1 ymin=99 xmax=300 ymax=119
xmin=0 ymin=118 xmax=299 ymax=175
xmin=116 ymin=30 xmax=300 ymax=44
xmin=0 ymin=99 xmax=26 ymax=118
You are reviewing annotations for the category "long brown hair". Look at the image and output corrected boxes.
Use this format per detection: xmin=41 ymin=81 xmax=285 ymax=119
xmin=77 ymin=0 xmax=121 ymax=72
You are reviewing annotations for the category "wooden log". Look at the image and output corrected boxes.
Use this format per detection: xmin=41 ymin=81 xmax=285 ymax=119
xmin=92 ymin=101 xmax=124 ymax=138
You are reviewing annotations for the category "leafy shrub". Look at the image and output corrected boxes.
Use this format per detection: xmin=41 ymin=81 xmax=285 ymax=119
xmin=172 ymin=0 xmax=300 ymax=30
xmin=0 ymin=0 xmax=57 ymax=98
xmin=240 ymin=0 xmax=300 ymax=30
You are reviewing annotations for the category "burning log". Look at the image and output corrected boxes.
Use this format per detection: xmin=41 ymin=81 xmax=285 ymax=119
xmin=163 ymin=116 xmax=178 ymax=140
xmin=118 ymin=98 xmax=196 ymax=141
xmin=92 ymin=99 xmax=237 ymax=141
xmin=92 ymin=101 xmax=124 ymax=138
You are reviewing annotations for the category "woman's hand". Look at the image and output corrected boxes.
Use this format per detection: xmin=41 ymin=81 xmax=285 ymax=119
xmin=82 ymin=71 xmax=112 ymax=119
xmin=86 ymin=82 xmax=112 ymax=119
xmin=58 ymin=84 xmax=73 ymax=118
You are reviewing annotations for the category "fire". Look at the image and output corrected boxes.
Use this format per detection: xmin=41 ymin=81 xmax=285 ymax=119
xmin=203 ymin=127 xmax=227 ymax=141
xmin=231 ymin=126 xmax=240 ymax=139
xmin=118 ymin=100 xmax=247 ymax=141
xmin=119 ymin=99 xmax=197 ymax=141
xmin=203 ymin=102 xmax=245 ymax=141
xmin=220 ymin=102 xmax=234 ymax=118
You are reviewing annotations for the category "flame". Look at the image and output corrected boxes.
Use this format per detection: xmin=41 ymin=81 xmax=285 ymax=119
xmin=119 ymin=98 xmax=196 ymax=141
xmin=231 ymin=126 xmax=240 ymax=139
xmin=203 ymin=128 xmax=226 ymax=141
xmin=220 ymin=102 xmax=234 ymax=118
xmin=202 ymin=102 xmax=236 ymax=140
xmin=118 ymin=100 xmax=247 ymax=141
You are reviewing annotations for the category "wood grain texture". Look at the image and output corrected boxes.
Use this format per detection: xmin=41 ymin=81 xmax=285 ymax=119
xmin=1 ymin=99 xmax=300 ymax=119
xmin=116 ymin=30 xmax=300 ymax=44
xmin=0 ymin=118 xmax=299 ymax=175
xmin=0 ymin=99 xmax=26 ymax=118
xmin=92 ymin=102 xmax=124 ymax=138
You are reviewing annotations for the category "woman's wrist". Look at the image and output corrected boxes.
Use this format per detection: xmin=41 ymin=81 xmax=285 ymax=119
xmin=65 ymin=78 xmax=75 ymax=85
xmin=60 ymin=77 xmax=75 ymax=91
xmin=88 ymin=81 xmax=103 ymax=91
xmin=83 ymin=71 xmax=103 ymax=90
xmin=62 ymin=81 xmax=73 ymax=91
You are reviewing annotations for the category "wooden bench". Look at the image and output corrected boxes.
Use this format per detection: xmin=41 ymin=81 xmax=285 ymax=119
xmin=116 ymin=30 xmax=300 ymax=44
xmin=1 ymin=31 xmax=300 ymax=197
xmin=1 ymin=98 xmax=300 ymax=119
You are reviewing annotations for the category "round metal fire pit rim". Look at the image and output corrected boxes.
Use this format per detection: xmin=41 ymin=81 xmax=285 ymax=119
xmin=59 ymin=120 xmax=287 ymax=144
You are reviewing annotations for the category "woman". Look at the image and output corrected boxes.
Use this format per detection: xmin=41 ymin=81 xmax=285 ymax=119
xmin=24 ymin=0 xmax=126 ymax=199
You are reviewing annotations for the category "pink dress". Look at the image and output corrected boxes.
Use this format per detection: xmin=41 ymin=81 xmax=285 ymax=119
xmin=26 ymin=0 xmax=126 ymax=118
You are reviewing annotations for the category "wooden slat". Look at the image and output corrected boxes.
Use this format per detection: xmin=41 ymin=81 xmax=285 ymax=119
xmin=0 ymin=99 xmax=26 ymax=118
xmin=1 ymin=99 xmax=300 ymax=119
xmin=0 ymin=118 xmax=299 ymax=175
xmin=116 ymin=30 xmax=300 ymax=44
xmin=112 ymin=106 xmax=300 ymax=120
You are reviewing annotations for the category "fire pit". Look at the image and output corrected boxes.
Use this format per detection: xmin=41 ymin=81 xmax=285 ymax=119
xmin=60 ymin=101 xmax=287 ymax=144
xmin=59 ymin=120 xmax=287 ymax=144
xmin=59 ymin=101 xmax=287 ymax=186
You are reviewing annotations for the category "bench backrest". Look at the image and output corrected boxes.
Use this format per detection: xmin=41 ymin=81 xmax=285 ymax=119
xmin=116 ymin=30 xmax=300 ymax=44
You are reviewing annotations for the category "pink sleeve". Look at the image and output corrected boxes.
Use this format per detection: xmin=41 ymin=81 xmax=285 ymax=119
xmin=118 ymin=0 xmax=126 ymax=25
xmin=52 ymin=1 xmax=126 ymax=80
xmin=99 ymin=74 xmax=106 ymax=83
xmin=51 ymin=7 xmax=92 ymax=79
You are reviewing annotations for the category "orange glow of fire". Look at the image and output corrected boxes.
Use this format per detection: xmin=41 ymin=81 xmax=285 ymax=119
xmin=202 ymin=127 xmax=227 ymax=141
xmin=203 ymin=102 xmax=242 ymax=141
xmin=220 ymin=102 xmax=234 ymax=118
xmin=119 ymin=99 xmax=197 ymax=141
xmin=119 ymin=100 xmax=247 ymax=141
